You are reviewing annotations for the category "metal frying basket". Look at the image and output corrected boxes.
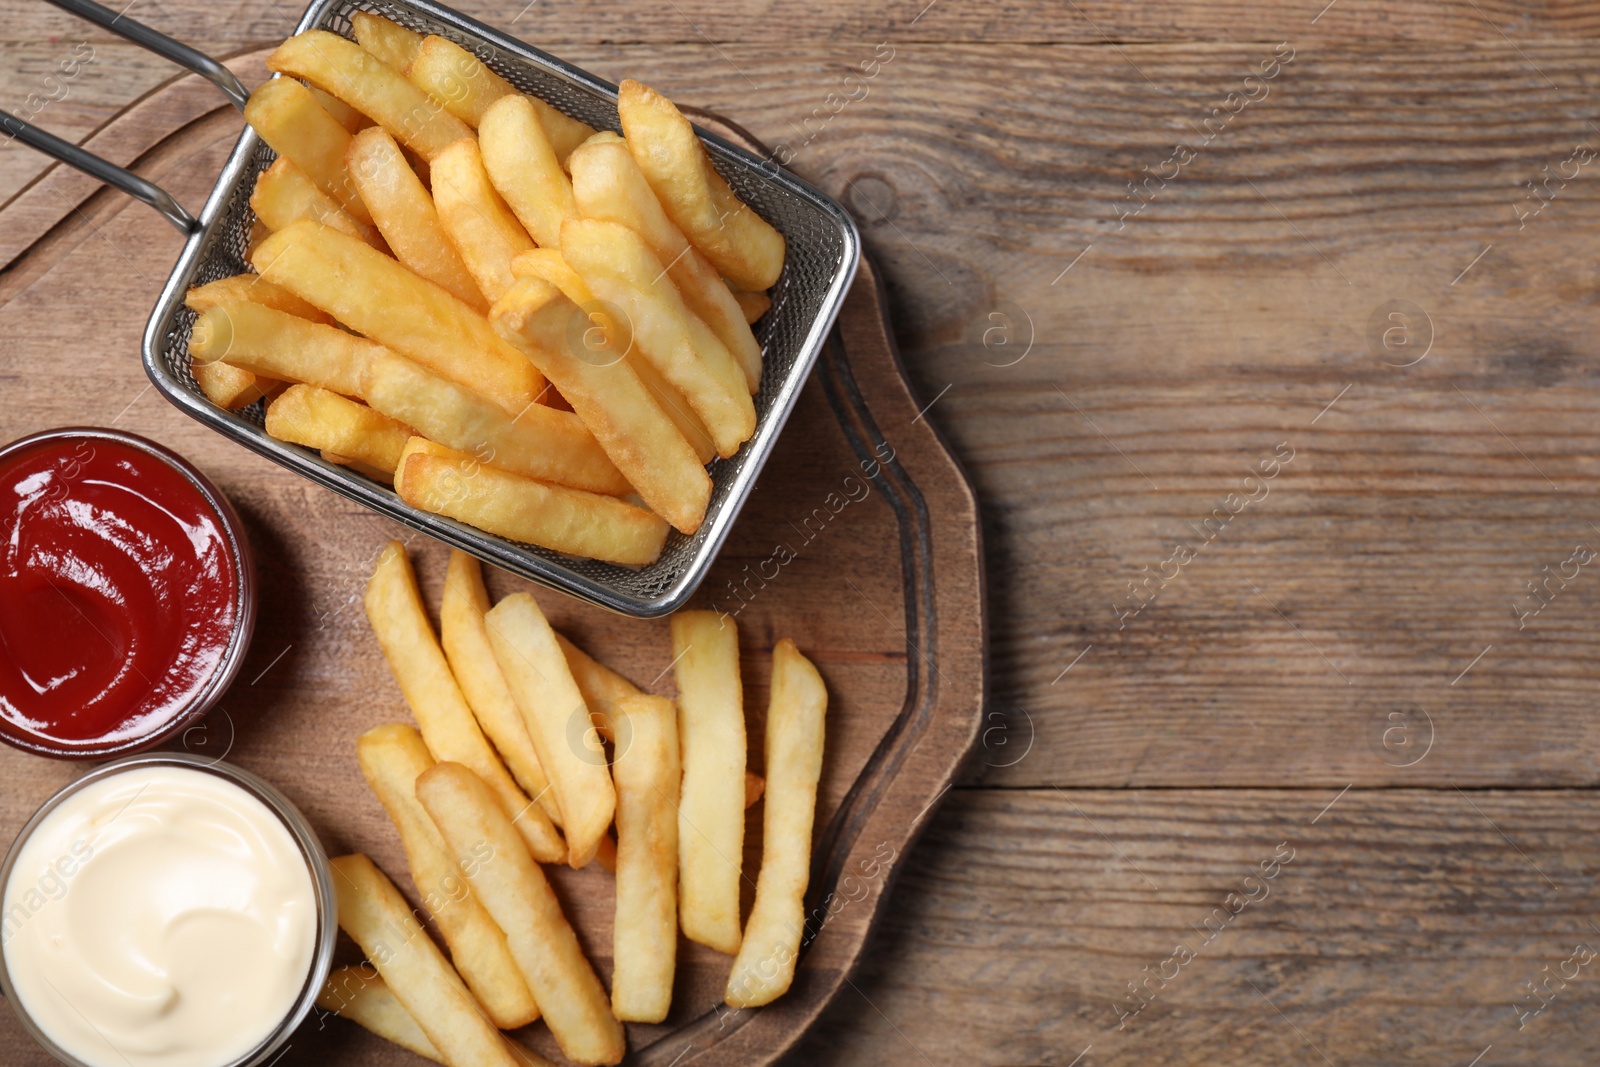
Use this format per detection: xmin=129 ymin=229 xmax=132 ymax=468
xmin=8 ymin=0 xmax=861 ymax=618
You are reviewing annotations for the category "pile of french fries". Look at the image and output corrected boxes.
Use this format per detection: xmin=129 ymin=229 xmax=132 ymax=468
xmin=188 ymin=14 xmax=786 ymax=565
xmin=320 ymin=541 xmax=827 ymax=1065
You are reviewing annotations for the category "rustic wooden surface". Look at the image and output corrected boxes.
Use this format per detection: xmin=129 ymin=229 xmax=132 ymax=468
xmin=7 ymin=0 xmax=1600 ymax=1062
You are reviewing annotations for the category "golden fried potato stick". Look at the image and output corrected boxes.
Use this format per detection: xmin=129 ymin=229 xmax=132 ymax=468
xmin=479 ymin=94 xmax=575 ymax=249
xmin=364 ymin=541 xmax=567 ymax=863
xmin=328 ymin=854 xmax=526 ymax=1067
xmin=251 ymin=220 xmax=543 ymax=413
xmin=190 ymin=298 xmax=378 ymax=398
xmin=186 ymin=272 xmax=334 ymax=322
xmin=268 ymin=31 xmax=472 ymax=161
xmin=244 ymin=77 xmax=372 ymax=225
xmin=617 ymin=79 xmax=785 ymax=291
xmin=250 ymin=157 xmax=384 ymax=248
xmin=417 ymin=763 xmax=627 ymax=1066
xmin=405 ymin=35 xmax=593 ymax=160
xmin=352 ymin=11 xmax=423 ymax=72
xmin=670 ymin=610 xmax=747 ymax=955
xmin=358 ymin=725 xmax=541 ymax=1027
xmin=731 ymin=288 xmax=771 ymax=324
xmin=265 ymin=385 xmax=411 ymax=474
xmin=431 ymin=137 xmax=534 ymax=303
xmin=309 ymin=86 xmax=366 ymax=132
xmin=193 ymin=362 xmax=282 ymax=409
xmin=609 ymin=693 xmax=681 ymax=1022
xmin=322 ymin=450 xmax=391 ymax=481
xmin=346 ymin=126 xmax=486 ymax=311
xmin=725 ymin=639 xmax=828 ymax=1006
xmin=319 ymin=965 xmax=443 ymax=1063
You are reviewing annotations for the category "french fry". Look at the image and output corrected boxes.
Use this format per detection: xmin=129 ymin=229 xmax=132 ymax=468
xmin=398 ymin=450 xmax=668 ymax=566
xmin=193 ymin=361 xmax=283 ymax=409
xmin=364 ymin=541 xmax=567 ymax=863
xmin=318 ymin=965 xmax=442 ymax=1063
xmin=431 ymin=137 xmax=534 ymax=303
xmin=190 ymin=298 xmax=378 ymax=398
xmin=609 ymin=693 xmax=681 ymax=1022
xmin=310 ymin=86 xmax=366 ymax=133
xmin=265 ymin=385 xmax=412 ymax=474
xmin=251 ymin=220 xmax=543 ymax=413
xmin=482 ymin=593 xmax=617 ymax=868
xmin=268 ymin=31 xmax=473 ymax=161
xmin=491 ymin=281 xmax=711 ymax=534
xmin=553 ymin=633 xmax=639 ymax=744
xmin=185 ymin=273 xmax=335 ymax=324
xmin=669 ymin=610 xmax=747 ymax=955
xmin=561 ymin=218 xmax=755 ymax=457
xmin=725 ymin=639 xmax=828 ymax=1006
xmin=358 ymin=725 xmax=541 ymax=1027
xmin=569 ymin=137 xmax=762 ymax=392
xmin=405 ymin=35 xmax=593 ymax=160
xmin=322 ymin=450 xmax=392 ymax=482
xmin=731 ymin=288 xmax=771 ymax=324
xmin=328 ymin=854 xmax=525 ymax=1067
xmin=416 ymin=763 xmax=626 ymax=1066
xmin=617 ymin=79 xmax=785 ymax=291
xmin=244 ymin=77 xmax=372 ymax=225
xmin=347 ymin=126 xmax=486 ymax=311
xmin=440 ymin=549 xmax=563 ymax=828
xmin=745 ymin=771 xmax=766 ymax=808
xmin=479 ymin=95 xmax=575 ymax=249
xmin=250 ymin=158 xmax=384 ymax=248
xmin=353 ymin=11 xmax=423 ymax=72
xmin=363 ymin=349 xmax=627 ymax=495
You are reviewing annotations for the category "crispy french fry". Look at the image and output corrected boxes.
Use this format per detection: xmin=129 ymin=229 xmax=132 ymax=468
xmin=363 ymin=349 xmax=627 ymax=494
xmin=190 ymin=298 xmax=378 ymax=397
xmin=185 ymin=273 xmax=335 ymax=323
xmin=318 ymin=965 xmax=443 ymax=1063
xmin=353 ymin=11 xmax=423 ymax=71
xmin=266 ymin=385 xmax=412 ymax=473
xmin=431 ymin=137 xmax=534 ymax=303
xmin=193 ymin=360 xmax=283 ymax=409
xmin=480 ymin=95 xmax=575 ymax=249
xmin=725 ymin=639 xmax=828 ymax=1006
xmin=322 ymin=450 xmax=392 ymax=482
xmin=440 ymin=549 xmax=564 ymax=828
xmin=483 ymin=593 xmax=617 ymax=868
xmin=671 ymin=610 xmax=746 ymax=954
xmin=553 ymin=633 xmax=640 ymax=744
xmin=310 ymin=86 xmax=367 ymax=132
xmin=592 ymin=832 xmax=618 ymax=873
xmin=347 ymin=126 xmax=486 ymax=311
xmin=358 ymin=725 xmax=541 ymax=1027
xmin=745 ymin=771 xmax=766 ymax=808
xmin=569 ymin=137 xmax=761 ymax=392
xmin=417 ymin=763 xmax=626 ymax=1066
xmin=405 ymin=35 xmax=593 ymax=160
xmin=244 ymin=77 xmax=372 ymax=225
xmin=491 ymin=281 xmax=711 ymax=533
xmin=610 ymin=693 xmax=681 ymax=1022
xmin=561 ymin=218 xmax=754 ymax=457
xmin=252 ymin=220 xmax=543 ymax=413
xmin=364 ymin=541 xmax=567 ymax=863
xmin=617 ymin=79 xmax=785 ymax=291
xmin=329 ymin=854 xmax=524 ymax=1067
xmin=731 ymin=287 xmax=771 ymax=325
xmin=269 ymin=31 xmax=472 ymax=161
xmin=250 ymin=158 xmax=384 ymax=247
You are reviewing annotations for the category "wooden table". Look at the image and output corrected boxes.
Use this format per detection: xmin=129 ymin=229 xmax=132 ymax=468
xmin=7 ymin=2 xmax=1600 ymax=1063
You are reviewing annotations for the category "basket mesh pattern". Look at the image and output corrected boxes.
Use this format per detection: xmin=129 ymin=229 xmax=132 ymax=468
xmin=149 ymin=0 xmax=856 ymax=614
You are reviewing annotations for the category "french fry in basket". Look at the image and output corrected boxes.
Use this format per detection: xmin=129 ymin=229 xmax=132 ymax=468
xmin=483 ymin=593 xmax=617 ymax=867
xmin=190 ymin=299 xmax=377 ymax=398
xmin=265 ymin=386 xmax=411 ymax=474
xmin=244 ymin=77 xmax=372 ymax=225
xmin=346 ymin=126 xmax=486 ymax=311
xmin=431 ymin=137 xmax=534 ymax=303
xmin=250 ymin=158 xmax=384 ymax=249
xmin=251 ymin=220 xmax=543 ymax=413
xmin=310 ymin=86 xmax=366 ymax=133
xmin=491 ymin=280 xmax=711 ymax=533
xmin=268 ymin=31 xmax=472 ymax=161
xmin=193 ymin=361 xmax=282 ymax=410
xmin=417 ymin=763 xmax=627 ymax=1066
xmin=609 ymin=693 xmax=681 ymax=1022
xmin=561 ymin=218 xmax=755 ymax=458
xmin=725 ymin=639 xmax=828 ymax=1006
xmin=670 ymin=609 xmax=747 ymax=955
xmin=185 ymin=273 xmax=334 ymax=323
xmin=480 ymin=95 xmax=575 ymax=249
xmin=732 ymin=288 xmax=771 ymax=324
xmin=318 ymin=965 xmax=442 ymax=1063
xmin=617 ymin=79 xmax=785 ymax=291
xmin=363 ymin=348 xmax=627 ymax=495
xmin=364 ymin=541 xmax=567 ymax=863
xmin=322 ymin=450 xmax=391 ymax=481
xmin=328 ymin=853 xmax=527 ymax=1067
xmin=440 ymin=549 xmax=563 ymax=829
xmin=358 ymin=725 xmax=541 ymax=1027
xmin=352 ymin=11 xmax=423 ymax=72
xmin=569 ymin=137 xmax=762 ymax=392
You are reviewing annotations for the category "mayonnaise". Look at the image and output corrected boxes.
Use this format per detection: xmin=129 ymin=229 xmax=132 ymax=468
xmin=2 ymin=765 xmax=317 ymax=1067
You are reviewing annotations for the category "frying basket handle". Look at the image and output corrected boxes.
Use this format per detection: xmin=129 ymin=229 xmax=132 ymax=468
xmin=4 ymin=0 xmax=253 ymax=235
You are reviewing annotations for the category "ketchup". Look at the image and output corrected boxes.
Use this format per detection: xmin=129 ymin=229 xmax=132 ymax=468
xmin=0 ymin=432 xmax=243 ymax=754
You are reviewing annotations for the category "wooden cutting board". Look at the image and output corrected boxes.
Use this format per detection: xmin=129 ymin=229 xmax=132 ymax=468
xmin=0 ymin=54 xmax=985 ymax=1067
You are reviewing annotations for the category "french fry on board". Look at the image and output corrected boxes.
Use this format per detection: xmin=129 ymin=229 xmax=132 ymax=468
xmin=357 ymin=724 xmax=541 ymax=1027
xmin=352 ymin=11 xmax=423 ymax=72
xmin=363 ymin=541 xmax=566 ymax=863
xmin=189 ymin=298 xmax=378 ymax=399
xmin=479 ymin=94 xmax=575 ymax=250
xmin=265 ymin=386 xmax=412 ymax=475
xmin=431 ymin=137 xmax=534 ymax=303
xmin=417 ymin=763 xmax=627 ymax=1066
xmin=725 ymin=639 xmax=828 ymax=1006
xmin=554 ymin=633 xmax=641 ymax=741
xmin=670 ymin=609 xmax=747 ymax=955
xmin=243 ymin=77 xmax=372 ymax=225
xmin=250 ymin=158 xmax=384 ymax=248
xmin=317 ymin=965 xmax=442 ymax=1063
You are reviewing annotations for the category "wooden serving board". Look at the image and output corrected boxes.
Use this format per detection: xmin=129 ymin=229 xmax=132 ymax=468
xmin=0 ymin=55 xmax=984 ymax=1067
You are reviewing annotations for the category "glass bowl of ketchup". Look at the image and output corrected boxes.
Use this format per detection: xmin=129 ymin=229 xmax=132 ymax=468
xmin=0 ymin=428 xmax=255 ymax=759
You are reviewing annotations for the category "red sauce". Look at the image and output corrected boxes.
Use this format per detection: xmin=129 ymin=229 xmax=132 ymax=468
xmin=0 ymin=434 xmax=242 ymax=754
